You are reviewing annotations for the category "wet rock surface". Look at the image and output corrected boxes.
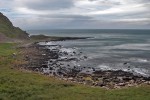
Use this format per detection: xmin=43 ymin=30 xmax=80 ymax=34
xmin=22 ymin=41 xmax=150 ymax=89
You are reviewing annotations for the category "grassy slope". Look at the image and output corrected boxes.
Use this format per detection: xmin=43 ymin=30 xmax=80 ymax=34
xmin=0 ymin=12 xmax=29 ymax=39
xmin=0 ymin=43 xmax=150 ymax=100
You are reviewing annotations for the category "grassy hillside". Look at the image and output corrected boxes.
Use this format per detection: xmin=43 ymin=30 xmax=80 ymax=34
xmin=0 ymin=43 xmax=150 ymax=100
xmin=0 ymin=12 xmax=29 ymax=39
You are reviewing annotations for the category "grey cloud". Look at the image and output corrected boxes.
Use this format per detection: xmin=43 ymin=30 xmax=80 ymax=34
xmin=17 ymin=18 xmax=149 ymax=30
xmin=23 ymin=0 xmax=74 ymax=10
xmin=38 ymin=14 xmax=93 ymax=20
xmin=1 ymin=0 xmax=150 ymax=29
xmin=88 ymin=0 xmax=121 ymax=5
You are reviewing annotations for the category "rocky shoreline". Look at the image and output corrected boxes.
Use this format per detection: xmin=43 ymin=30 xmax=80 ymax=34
xmin=20 ymin=40 xmax=150 ymax=89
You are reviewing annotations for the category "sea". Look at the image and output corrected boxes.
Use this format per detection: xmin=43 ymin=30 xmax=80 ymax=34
xmin=28 ymin=29 xmax=150 ymax=77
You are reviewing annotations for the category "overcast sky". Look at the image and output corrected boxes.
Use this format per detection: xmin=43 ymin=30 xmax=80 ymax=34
xmin=0 ymin=0 xmax=150 ymax=30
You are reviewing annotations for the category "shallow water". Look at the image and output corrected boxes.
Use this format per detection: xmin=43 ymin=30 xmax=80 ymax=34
xmin=28 ymin=29 xmax=150 ymax=77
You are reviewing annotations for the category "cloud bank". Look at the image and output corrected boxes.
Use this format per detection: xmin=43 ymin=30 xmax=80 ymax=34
xmin=0 ymin=0 xmax=150 ymax=29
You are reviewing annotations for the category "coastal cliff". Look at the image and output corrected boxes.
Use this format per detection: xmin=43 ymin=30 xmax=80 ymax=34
xmin=0 ymin=12 xmax=29 ymax=41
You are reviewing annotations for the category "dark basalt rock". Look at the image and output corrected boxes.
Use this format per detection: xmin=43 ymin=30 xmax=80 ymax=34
xmin=23 ymin=42 xmax=150 ymax=89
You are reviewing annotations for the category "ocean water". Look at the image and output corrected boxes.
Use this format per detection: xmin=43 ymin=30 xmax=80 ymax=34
xmin=28 ymin=29 xmax=150 ymax=77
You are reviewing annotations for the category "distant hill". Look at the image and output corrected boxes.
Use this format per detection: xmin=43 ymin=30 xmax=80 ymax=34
xmin=0 ymin=12 xmax=29 ymax=41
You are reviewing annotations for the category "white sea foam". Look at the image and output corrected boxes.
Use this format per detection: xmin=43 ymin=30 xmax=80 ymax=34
xmin=137 ymin=59 xmax=148 ymax=63
xmin=60 ymin=48 xmax=76 ymax=53
xmin=132 ymin=68 xmax=149 ymax=77
xmin=38 ymin=42 xmax=56 ymax=46
xmin=129 ymin=58 xmax=149 ymax=63
xmin=97 ymin=64 xmax=150 ymax=77
xmin=97 ymin=64 xmax=113 ymax=71
xmin=80 ymin=69 xmax=94 ymax=74
xmin=48 ymin=46 xmax=60 ymax=50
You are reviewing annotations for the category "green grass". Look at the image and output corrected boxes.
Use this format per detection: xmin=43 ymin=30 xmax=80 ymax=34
xmin=0 ymin=43 xmax=16 ymax=56
xmin=0 ymin=43 xmax=150 ymax=100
